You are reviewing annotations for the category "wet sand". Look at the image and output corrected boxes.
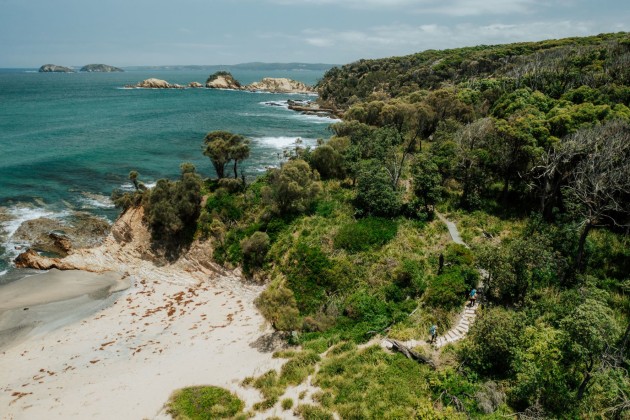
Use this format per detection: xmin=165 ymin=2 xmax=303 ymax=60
xmin=0 ymin=270 xmax=130 ymax=349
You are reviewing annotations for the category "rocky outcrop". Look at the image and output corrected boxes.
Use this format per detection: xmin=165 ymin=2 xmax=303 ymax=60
xmin=188 ymin=81 xmax=203 ymax=88
xmin=38 ymin=64 xmax=74 ymax=73
xmin=128 ymin=78 xmax=184 ymax=89
xmin=80 ymin=64 xmax=124 ymax=72
xmin=205 ymin=71 xmax=242 ymax=89
xmin=14 ymin=206 xmax=227 ymax=278
xmin=12 ymin=213 xmax=110 ymax=257
xmin=286 ymin=99 xmax=342 ymax=118
xmin=244 ymin=78 xmax=314 ymax=94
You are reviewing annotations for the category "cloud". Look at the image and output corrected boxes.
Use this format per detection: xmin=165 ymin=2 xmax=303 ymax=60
xmin=297 ymin=20 xmax=598 ymax=58
xmin=268 ymin=0 xmax=546 ymax=16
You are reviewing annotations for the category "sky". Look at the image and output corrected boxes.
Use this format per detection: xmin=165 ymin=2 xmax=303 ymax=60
xmin=1 ymin=0 xmax=629 ymax=67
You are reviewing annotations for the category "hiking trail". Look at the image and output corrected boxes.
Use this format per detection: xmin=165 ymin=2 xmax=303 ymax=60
xmin=383 ymin=212 xmax=485 ymax=350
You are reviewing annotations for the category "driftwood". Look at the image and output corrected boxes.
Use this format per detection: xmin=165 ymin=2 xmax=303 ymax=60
xmin=386 ymin=339 xmax=436 ymax=369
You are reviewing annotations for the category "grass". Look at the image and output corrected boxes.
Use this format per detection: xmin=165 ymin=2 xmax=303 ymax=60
xmin=313 ymin=345 xmax=444 ymax=419
xmin=244 ymin=350 xmax=321 ymax=411
xmin=166 ymin=386 xmax=244 ymax=419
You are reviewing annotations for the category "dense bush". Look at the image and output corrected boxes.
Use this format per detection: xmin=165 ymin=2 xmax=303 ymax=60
xmin=241 ymin=231 xmax=270 ymax=271
xmin=333 ymin=217 xmax=398 ymax=252
xmin=144 ymin=163 xmax=202 ymax=243
xmin=423 ymin=270 xmax=468 ymax=310
xmin=255 ymin=277 xmax=301 ymax=331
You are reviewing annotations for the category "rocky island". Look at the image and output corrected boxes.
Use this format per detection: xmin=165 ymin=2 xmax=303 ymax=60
xmin=38 ymin=64 xmax=75 ymax=73
xmin=80 ymin=64 xmax=124 ymax=72
xmin=126 ymin=78 xmax=185 ymax=89
xmin=205 ymin=71 xmax=242 ymax=89
xmin=244 ymin=77 xmax=314 ymax=94
xmin=205 ymin=71 xmax=315 ymax=94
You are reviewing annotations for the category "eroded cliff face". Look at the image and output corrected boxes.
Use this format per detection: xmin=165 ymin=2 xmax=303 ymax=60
xmin=14 ymin=207 xmax=229 ymax=281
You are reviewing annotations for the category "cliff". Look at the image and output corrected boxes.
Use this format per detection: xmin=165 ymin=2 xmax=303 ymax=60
xmin=80 ymin=64 xmax=124 ymax=72
xmin=38 ymin=64 xmax=75 ymax=73
xmin=14 ymin=206 xmax=226 ymax=279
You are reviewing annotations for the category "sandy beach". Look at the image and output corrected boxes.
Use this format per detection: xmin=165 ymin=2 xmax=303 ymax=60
xmin=0 ymin=208 xmax=284 ymax=419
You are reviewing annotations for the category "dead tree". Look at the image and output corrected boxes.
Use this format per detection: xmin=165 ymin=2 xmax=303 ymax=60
xmin=385 ymin=339 xmax=436 ymax=369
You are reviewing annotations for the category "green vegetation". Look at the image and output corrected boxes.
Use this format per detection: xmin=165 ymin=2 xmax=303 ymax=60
xmin=241 ymin=350 xmax=321 ymax=411
xmin=166 ymin=386 xmax=244 ymax=419
xmin=139 ymin=34 xmax=629 ymax=418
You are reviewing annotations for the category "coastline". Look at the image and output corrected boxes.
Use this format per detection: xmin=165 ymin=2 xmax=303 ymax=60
xmin=1 ymin=208 xmax=283 ymax=419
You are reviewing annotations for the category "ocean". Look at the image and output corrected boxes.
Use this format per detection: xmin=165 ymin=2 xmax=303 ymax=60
xmin=0 ymin=68 xmax=337 ymax=283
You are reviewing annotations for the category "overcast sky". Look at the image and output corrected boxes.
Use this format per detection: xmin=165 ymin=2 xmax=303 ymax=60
xmin=1 ymin=0 xmax=629 ymax=67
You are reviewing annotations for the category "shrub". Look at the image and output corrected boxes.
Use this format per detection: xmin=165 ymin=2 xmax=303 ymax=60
xmin=241 ymin=231 xmax=270 ymax=271
xmin=255 ymin=277 xmax=301 ymax=331
xmin=263 ymin=159 xmax=321 ymax=215
xmin=283 ymin=242 xmax=333 ymax=314
xmin=166 ymin=386 xmax=244 ymax=419
xmin=462 ymin=307 xmax=523 ymax=375
xmin=333 ymin=217 xmax=398 ymax=252
xmin=424 ymin=270 xmax=468 ymax=310
xmin=205 ymin=188 xmax=243 ymax=223
xmin=281 ymin=398 xmax=294 ymax=410
xmin=144 ymin=165 xmax=202 ymax=243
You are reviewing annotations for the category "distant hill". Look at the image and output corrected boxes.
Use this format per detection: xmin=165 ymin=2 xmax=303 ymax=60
xmin=80 ymin=64 xmax=124 ymax=72
xmin=124 ymin=62 xmax=337 ymax=72
xmin=317 ymin=32 xmax=630 ymax=108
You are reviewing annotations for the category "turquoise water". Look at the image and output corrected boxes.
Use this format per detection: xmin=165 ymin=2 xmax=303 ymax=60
xmin=0 ymin=69 xmax=336 ymax=279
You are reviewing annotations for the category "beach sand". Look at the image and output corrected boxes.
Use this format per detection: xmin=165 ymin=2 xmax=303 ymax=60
xmin=0 ymin=267 xmax=282 ymax=419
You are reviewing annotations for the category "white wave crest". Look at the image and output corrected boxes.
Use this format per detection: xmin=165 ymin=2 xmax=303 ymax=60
xmin=0 ymin=205 xmax=70 ymax=264
xmin=253 ymin=136 xmax=317 ymax=149
xmin=79 ymin=193 xmax=115 ymax=209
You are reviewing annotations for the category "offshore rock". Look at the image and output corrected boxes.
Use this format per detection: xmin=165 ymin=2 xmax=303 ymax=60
xmin=12 ymin=213 xmax=110 ymax=257
xmin=244 ymin=78 xmax=314 ymax=94
xmin=129 ymin=78 xmax=184 ymax=89
xmin=38 ymin=64 xmax=75 ymax=73
xmin=80 ymin=64 xmax=124 ymax=72
xmin=205 ymin=71 xmax=242 ymax=89
xmin=188 ymin=81 xmax=203 ymax=88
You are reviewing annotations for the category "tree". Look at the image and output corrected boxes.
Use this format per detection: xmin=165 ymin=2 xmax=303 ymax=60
xmin=476 ymin=232 xmax=557 ymax=305
xmin=129 ymin=170 xmax=140 ymax=191
xmin=263 ymin=159 xmax=321 ymax=215
xmin=203 ymin=131 xmax=250 ymax=179
xmin=354 ymin=163 xmax=401 ymax=217
xmin=560 ymin=298 xmax=622 ymax=401
xmin=453 ymin=118 xmax=494 ymax=208
xmin=144 ymin=163 xmax=203 ymax=242
xmin=412 ymin=155 xmax=443 ymax=214
xmin=560 ymin=120 xmax=630 ymax=271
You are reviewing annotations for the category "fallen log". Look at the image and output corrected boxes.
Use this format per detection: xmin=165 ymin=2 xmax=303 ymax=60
xmin=386 ymin=339 xmax=436 ymax=369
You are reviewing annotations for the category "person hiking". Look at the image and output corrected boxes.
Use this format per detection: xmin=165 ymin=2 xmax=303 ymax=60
xmin=429 ymin=324 xmax=438 ymax=344
xmin=469 ymin=288 xmax=477 ymax=307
